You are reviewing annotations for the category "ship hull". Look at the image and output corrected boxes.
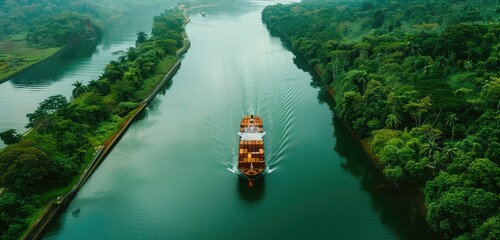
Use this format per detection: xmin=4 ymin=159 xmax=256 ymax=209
xmin=237 ymin=115 xmax=265 ymax=179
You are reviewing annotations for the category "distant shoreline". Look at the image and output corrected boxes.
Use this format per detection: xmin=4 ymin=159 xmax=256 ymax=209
xmin=0 ymin=8 xmax=148 ymax=85
xmin=0 ymin=45 xmax=62 ymax=85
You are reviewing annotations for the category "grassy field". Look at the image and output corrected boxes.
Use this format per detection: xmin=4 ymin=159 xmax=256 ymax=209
xmin=0 ymin=34 xmax=60 ymax=83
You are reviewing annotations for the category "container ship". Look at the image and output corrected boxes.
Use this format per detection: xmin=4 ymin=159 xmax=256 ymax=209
xmin=238 ymin=115 xmax=266 ymax=185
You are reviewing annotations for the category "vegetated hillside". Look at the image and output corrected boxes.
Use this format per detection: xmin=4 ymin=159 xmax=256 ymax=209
xmin=0 ymin=9 xmax=186 ymax=240
xmin=0 ymin=0 xmax=175 ymax=40
xmin=0 ymin=0 xmax=179 ymax=81
xmin=263 ymin=0 xmax=499 ymax=239
xmin=26 ymin=12 xmax=104 ymax=48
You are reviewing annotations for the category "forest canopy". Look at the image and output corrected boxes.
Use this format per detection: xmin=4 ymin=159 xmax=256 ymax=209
xmin=263 ymin=0 xmax=499 ymax=239
xmin=26 ymin=13 xmax=103 ymax=47
xmin=0 ymin=0 xmax=177 ymax=40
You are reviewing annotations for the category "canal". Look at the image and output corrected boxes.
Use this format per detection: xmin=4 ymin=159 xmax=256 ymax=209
xmin=0 ymin=3 xmax=175 ymax=148
xmin=6 ymin=0 xmax=429 ymax=239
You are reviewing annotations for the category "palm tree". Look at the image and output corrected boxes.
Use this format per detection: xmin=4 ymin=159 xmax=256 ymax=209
xmin=434 ymin=56 xmax=447 ymax=70
xmin=375 ymin=53 xmax=385 ymax=65
xmin=421 ymin=140 xmax=441 ymax=159
xmin=72 ymin=81 xmax=87 ymax=99
xmin=445 ymin=113 xmax=458 ymax=140
xmin=136 ymin=31 xmax=148 ymax=46
xmin=466 ymin=41 xmax=476 ymax=60
xmin=87 ymin=79 xmax=100 ymax=93
xmin=441 ymin=146 xmax=458 ymax=162
xmin=406 ymin=42 xmax=420 ymax=71
xmin=356 ymin=71 xmax=368 ymax=93
xmin=385 ymin=114 xmax=400 ymax=130
xmin=464 ymin=60 xmax=473 ymax=71
xmin=430 ymin=153 xmax=447 ymax=174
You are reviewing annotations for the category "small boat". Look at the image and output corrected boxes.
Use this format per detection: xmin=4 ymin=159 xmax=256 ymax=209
xmin=237 ymin=115 xmax=266 ymax=186
xmin=200 ymin=11 xmax=206 ymax=17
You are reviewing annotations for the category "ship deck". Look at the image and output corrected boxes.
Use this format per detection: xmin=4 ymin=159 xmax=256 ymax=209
xmin=238 ymin=115 xmax=265 ymax=177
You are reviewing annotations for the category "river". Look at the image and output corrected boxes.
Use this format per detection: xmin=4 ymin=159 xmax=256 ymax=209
xmin=5 ymin=0 xmax=428 ymax=239
xmin=0 ymin=4 xmax=175 ymax=148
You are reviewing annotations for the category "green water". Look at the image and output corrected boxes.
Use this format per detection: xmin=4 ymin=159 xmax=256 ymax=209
xmin=0 ymin=6 xmax=170 ymax=148
xmin=41 ymin=1 xmax=428 ymax=239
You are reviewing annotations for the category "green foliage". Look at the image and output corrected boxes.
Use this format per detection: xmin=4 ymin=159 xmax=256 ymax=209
xmin=0 ymin=38 xmax=60 ymax=82
xmin=465 ymin=158 xmax=500 ymax=192
xmin=0 ymin=0 xmax=179 ymax=40
xmin=263 ymin=0 xmax=499 ymax=238
xmin=26 ymin=12 xmax=103 ymax=47
xmin=427 ymin=187 xmax=498 ymax=238
xmin=1 ymin=8 xmax=188 ymax=240
xmin=372 ymin=10 xmax=385 ymax=29
xmin=0 ymin=192 xmax=34 ymax=239
xmin=136 ymin=31 xmax=148 ymax=46
xmin=0 ymin=129 xmax=22 ymax=145
xmin=0 ymin=140 xmax=50 ymax=194
xmin=474 ymin=214 xmax=500 ymax=240
xmin=71 ymin=81 xmax=87 ymax=99
xmin=49 ymin=155 xmax=79 ymax=184
xmin=25 ymin=94 xmax=68 ymax=128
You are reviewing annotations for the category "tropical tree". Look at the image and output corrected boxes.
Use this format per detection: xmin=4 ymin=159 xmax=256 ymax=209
xmin=339 ymin=90 xmax=363 ymax=122
xmin=353 ymin=42 xmax=371 ymax=59
xmin=71 ymin=81 xmax=87 ymax=99
xmin=385 ymin=114 xmax=400 ymax=130
xmin=445 ymin=113 xmax=458 ymax=140
xmin=422 ymin=140 xmax=441 ymax=159
xmin=356 ymin=71 xmax=368 ymax=94
xmin=87 ymin=79 xmax=100 ymax=93
xmin=0 ymin=140 xmax=50 ymax=194
xmin=375 ymin=52 xmax=385 ymax=65
xmin=102 ymin=60 xmax=125 ymax=83
xmin=406 ymin=42 xmax=420 ymax=71
xmin=136 ymin=31 xmax=148 ymax=46
xmin=441 ymin=146 xmax=458 ymax=162
xmin=479 ymin=77 xmax=500 ymax=109
xmin=404 ymin=96 xmax=432 ymax=127
xmin=464 ymin=60 xmax=473 ymax=70
xmin=474 ymin=214 xmax=500 ymax=239
xmin=26 ymin=95 xmax=68 ymax=128
xmin=434 ymin=56 xmax=447 ymax=69
xmin=466 ymin=158 xmax=500 ymax=191
xmin=0 ymin=129 xmax=22 ymax=145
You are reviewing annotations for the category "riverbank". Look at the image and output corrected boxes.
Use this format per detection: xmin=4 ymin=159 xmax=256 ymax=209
xmin=0 ymin=38 xmax=60 ymax=84
xmin=0 ymin=5 xmax=163 ymax=85
xmin=18 ymin=10 xmax=192 ymax=240
xmin=326 ymin=65 xmax=429 ymax=219
xmin=263 ymin=3 xmax=500 ymax=238
xmin=337 ymin=112 xmax=429 ymax=217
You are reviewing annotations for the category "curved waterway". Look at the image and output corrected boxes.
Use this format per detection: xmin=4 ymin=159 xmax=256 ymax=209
xmin=0 ymin=3 xmax=176 ymax=148
xmin=42 ymin=0 xmax=428 ymax=239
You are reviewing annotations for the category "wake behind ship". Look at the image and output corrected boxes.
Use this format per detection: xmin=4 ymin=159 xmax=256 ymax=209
xmin=238 ymin=115 xmax=266 ymax=182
